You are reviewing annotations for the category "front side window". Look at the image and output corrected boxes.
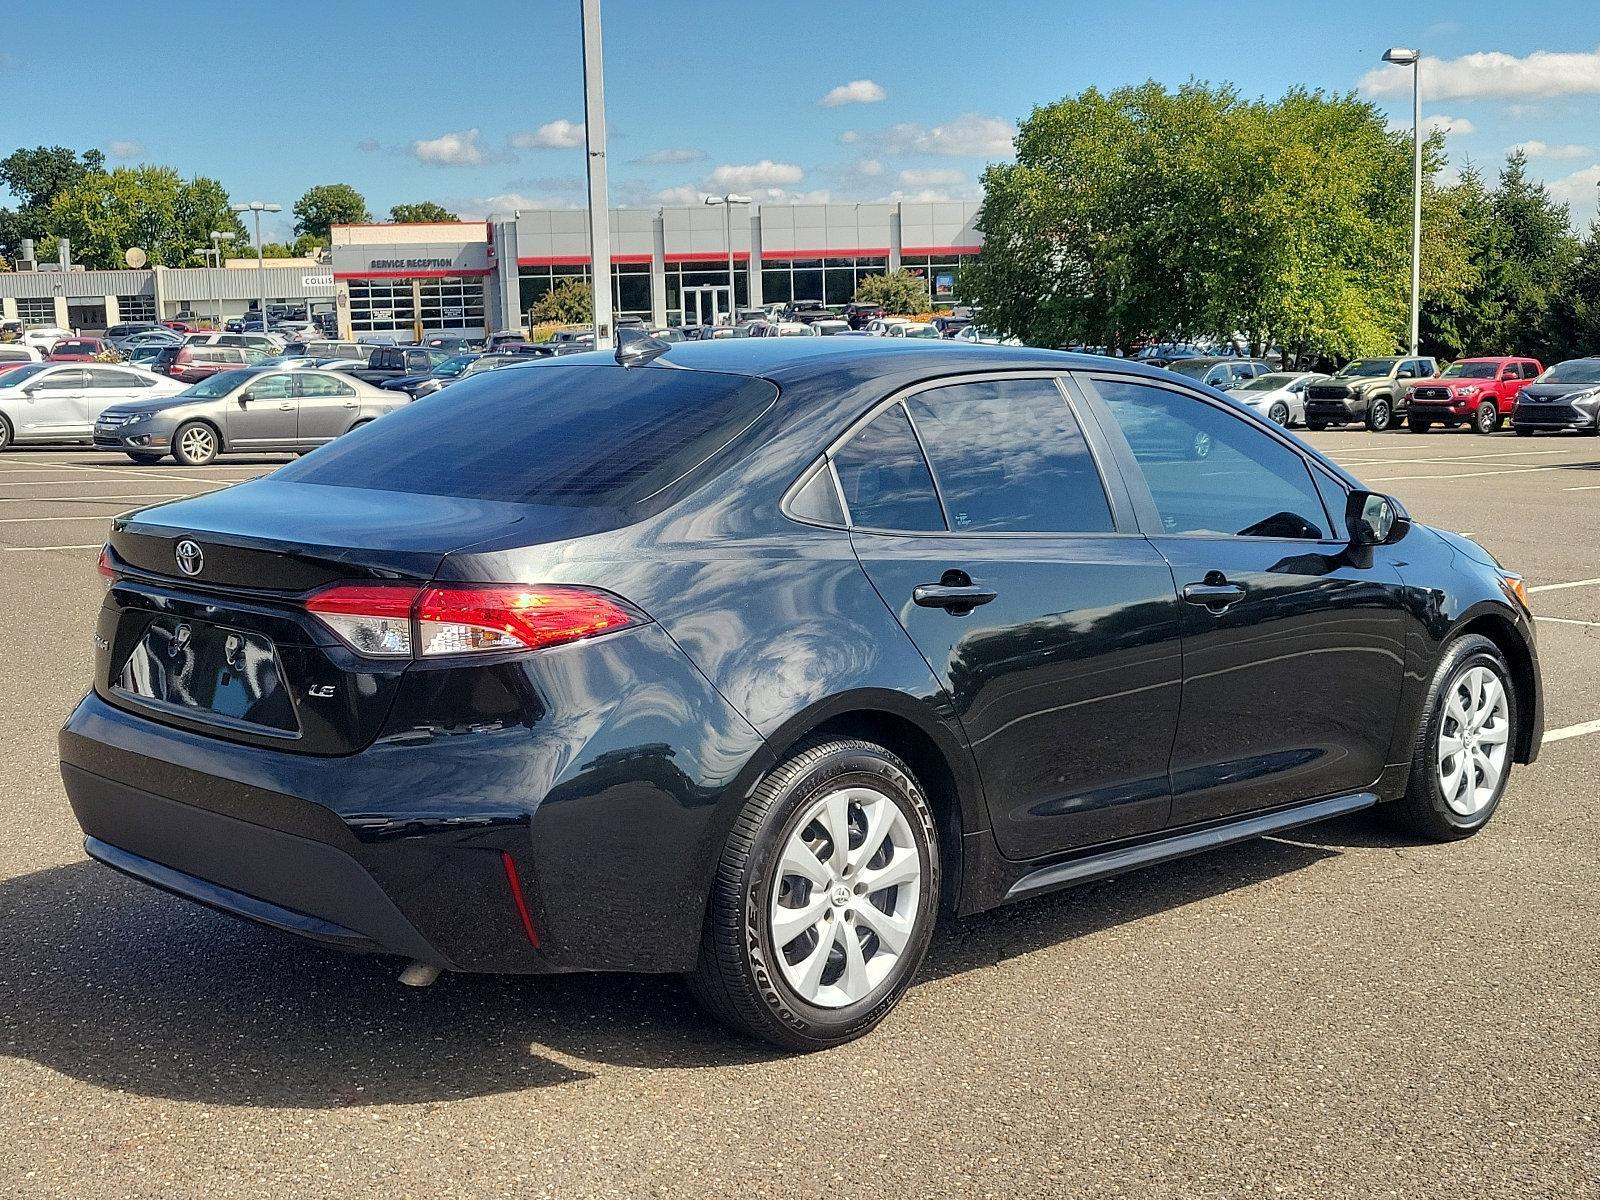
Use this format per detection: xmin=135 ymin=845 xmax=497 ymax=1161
xmin=87 ymin=367 xmax=145 ymax=388
xmin=831 ymin=404 xmax=944 ymax=532
xmin=904 ymin=379 xmax=1113 ymax=534
xmin=1093 ymin=378 xmax=1330 ymax=541
xmin=32 ymin=368 xmax=87 ymax=390
xmin=246 ymin=374 xmax=296 ymax=400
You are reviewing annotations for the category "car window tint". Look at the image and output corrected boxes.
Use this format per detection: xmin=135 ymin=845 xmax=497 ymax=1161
xmin=87 ymin=367 xmax=136 ymax=387
xmin=1095 ymin=378 xmax=1330 ymax=540
xmin=297 ymin=373 xmax=353 ymax=397
xmin=276 ymin=364 xmax=778 ymax=510
xmin=248 ymin=374 xmax=296 ymax=400
xmin=904 ymin=379 xmax=1113 ymax=534
xmin=35 ymin=368 xmax=86 ymax=389
xmin=832 ymin=403 xmax=945 ymax=531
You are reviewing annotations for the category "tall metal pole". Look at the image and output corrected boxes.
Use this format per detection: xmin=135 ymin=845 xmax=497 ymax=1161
xmin=724 ymin=201 xmax=734 ymax=323
xmin=255 ymin=210 xmax=266 ymax=330
xmin=1409 ymin=58 xmax=1422 ymax=356
xmin=580 ymin=0 xmax=614 ymax=348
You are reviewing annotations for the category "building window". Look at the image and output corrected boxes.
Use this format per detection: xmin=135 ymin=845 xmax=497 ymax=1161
xmin=348 ymin=279 xmax=416 ymax=333
xmin=418 ymin=277 xmax=486 ymax=331
xmin=117 ymin=294 xmax=156 ymax=322
xmin=17 ymin=297 xmax=55 ymax=325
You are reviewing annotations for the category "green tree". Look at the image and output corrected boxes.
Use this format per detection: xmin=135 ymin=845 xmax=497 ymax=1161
xmin=854 ymin=269 xmax=931 ymax=313
xmin=258 ymin=243 xmax=295 ymax=259
xmin=41 ymin=166 xmax=249 ymax=268
xmin=532 ymin=279 xmax=593 ymax=324
xmin=1544 ymin=223 xmax=1600 ymax=360
xmin=292 ymin=183 xmax=370 ymax=240
xmin=0 ymin=145 xmax=105 ymax=260
xmin=960 ymin=82 xmax=1417 ymax=363
xmin=390 ymin=201 xmax=458 ymax=223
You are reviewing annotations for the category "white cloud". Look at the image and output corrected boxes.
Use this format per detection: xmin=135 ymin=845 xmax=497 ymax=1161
xmin=1421 ymin=113 xmax=1475 ymax=135
xmin=1361 ymin=45 xmax=1600 ymax=101
xmin=411 ymin=128 xmax=489 ymax=167
xmin=633 ymin=147 xmax=706 ymax=165
xmin=510 ymin=120 xmax=586 ymax=150
xmin=854 ymin=158 xmax=883 ymax=177
xmin=448 ymin=191 xmax=582 ymax=219
xmin=1548 ymin=163 xmax=1600 ymax=224
xmin=654 ymin=185 xmax=707 ymax=206
xmin=820 ymin=79 xmax=887 ymax=107
xmin=899 ymin=167 xmax=966 ymax=187
xmin=843 ymin=113 xmax=1015 ymax=158
xmin=104 ymin=139 xmax=143 ymax=160
xmin=705 ymin=160 xmax=804 ymax=189
xmin=1511 ymin=140 xmax=1594 ymax=159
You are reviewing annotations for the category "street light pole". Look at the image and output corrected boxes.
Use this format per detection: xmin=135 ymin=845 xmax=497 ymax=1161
xmin=1384 ymin=47 xmax=1422 ymax=355
xmin=704 ymin=193 xmax=751 ymax=325
xmin=232 ymin=201 xmax=281 ymax=331
xmin=580 ymin=0 xmax=614 ymax=348
xmin=208 ymin=231 xmax=233 ymax=330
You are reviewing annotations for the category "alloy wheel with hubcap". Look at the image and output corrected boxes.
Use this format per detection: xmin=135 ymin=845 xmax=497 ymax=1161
xmin=174 ymin=421 xmax=218 ymax=466
xmin=1475 ymin=402 xmax=1500 ymax=434
xmin=1267 ymin=401 xmax=1290 ymax=426
xmin=1367 ymin=398 xmax=1392 ymax=432
xmin=689 ymin=738 xmax=939 ymax=1049
xmin=1436 ymin=664 xmax=1511 ymax=817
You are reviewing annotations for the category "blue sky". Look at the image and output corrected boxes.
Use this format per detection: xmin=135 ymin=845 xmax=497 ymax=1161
xmin=6 ymin=0 xmax=1599 ymax=241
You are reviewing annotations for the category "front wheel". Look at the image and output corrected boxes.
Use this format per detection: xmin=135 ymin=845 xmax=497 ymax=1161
xmin=1366 ymin=397 xmax=1393 ymax=432
xmin=172 ymin=421 xmax=219 ymax=466
xmin=1514 ymin=427 xmax=1535 ymax=437
xmin=1387 ymin=635 xmax=1516 ymax=840
xmin=1474 ymin=401 xmax=1502 ymax=434
xmin=1305 ymin=419 xmax=1328 ymax=432
xmin=688 ymin=738 xmax=940 ymax=1050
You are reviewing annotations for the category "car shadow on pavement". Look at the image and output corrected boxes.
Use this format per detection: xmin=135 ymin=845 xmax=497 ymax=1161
xmin=1 ymin=834 xmax=1340 ymax=1108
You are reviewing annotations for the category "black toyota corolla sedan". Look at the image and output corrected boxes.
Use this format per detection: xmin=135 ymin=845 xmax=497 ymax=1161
xmin=61 ymin=338 xmax=1543 ymax=1050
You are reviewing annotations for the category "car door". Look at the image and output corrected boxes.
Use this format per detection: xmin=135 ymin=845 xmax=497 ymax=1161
xmin=15 ymin=367 xmax=89 ymax=436
xmin=294 ymin=372 xmax=360 ymax=444
xmin=1080 ymin=372 xmax=1407 ymax=827
xmin=224 ymin=372 xmax=299 ymax=448
xmin=835 ymin=373 xmax=1185 ymax=859
xmin=81 ymin=366 xmax=155 ymax=429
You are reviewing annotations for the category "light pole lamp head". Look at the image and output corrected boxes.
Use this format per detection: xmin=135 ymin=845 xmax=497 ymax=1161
xmin=1383 ymin=47 xmax=1420 ymax=66
xmin=726 ymin=193 xmax=752 ymax=206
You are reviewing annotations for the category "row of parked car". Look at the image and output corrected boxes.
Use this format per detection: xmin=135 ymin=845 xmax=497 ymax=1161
xmin=1160 ymin=353 xmax=1600 ymax=437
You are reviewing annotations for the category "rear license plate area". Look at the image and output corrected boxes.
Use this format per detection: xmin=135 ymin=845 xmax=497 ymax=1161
xmin=116 ymin=616 xmax=299 ymax=734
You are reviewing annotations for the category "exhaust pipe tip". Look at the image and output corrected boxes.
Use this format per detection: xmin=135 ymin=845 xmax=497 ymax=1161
xmin=399 ymin=960 xmax=441 ymax=988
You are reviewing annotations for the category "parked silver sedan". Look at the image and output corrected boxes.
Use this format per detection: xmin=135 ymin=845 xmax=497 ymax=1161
xmin=1230 ymin=371 xmax=1329 ymax=427
xmin=92 ymin=367 xmax=407 ymax=465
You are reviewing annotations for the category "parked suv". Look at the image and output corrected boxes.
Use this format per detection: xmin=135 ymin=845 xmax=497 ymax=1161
xmin=1510 ymin=357 xmax=1600 ymax=437
xmin=781 ymin=299 xmax=831 ymax=325
xmin=152 ymin=344 xmax=266 ymax=383
xmin=1404 ymin=357 xmax=1543 ymax=434
xmin=1305 ymin=356 xmax=1437 ymax=432
xmin=842 ymin=302 xmax=885 ymax=330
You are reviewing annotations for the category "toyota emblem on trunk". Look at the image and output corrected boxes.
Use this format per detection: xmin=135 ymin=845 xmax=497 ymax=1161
xmin=175 ymin=539 xmax=203 ymax=576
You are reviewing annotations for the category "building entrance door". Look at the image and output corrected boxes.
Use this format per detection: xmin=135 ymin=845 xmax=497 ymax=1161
xmin=682 ymin=285 xmax=731 ymax=327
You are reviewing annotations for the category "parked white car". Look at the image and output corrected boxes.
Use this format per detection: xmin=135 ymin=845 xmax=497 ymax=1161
xmin=0 ymin=362 xmax=185 ymax=450
xmin=1230 ymin=371 xmax=1329 ymax=427
xmin=769 ymin=321 xmax=818 ymax=337
xmin=865 ymin=318 xmax=943 ymax=339
xmin=953 ymin=325 xmax=1023 ymax=346
xmin=812 ymin=319 xmax=852 ymax=336
xmin=20 ymin=326 xmax=74 ymax=353
xmin=0 ymin=344 xmax=44 ymax=368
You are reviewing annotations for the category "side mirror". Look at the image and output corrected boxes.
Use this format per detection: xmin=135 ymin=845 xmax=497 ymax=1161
xmin=238 ymin=390 xmax=255 ymax=402
xmin=1346 ymin=490 xmax=1407 ymax=546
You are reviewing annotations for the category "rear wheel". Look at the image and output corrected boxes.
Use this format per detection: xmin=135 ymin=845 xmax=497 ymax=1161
xmin=688 ymin=738 xmax=940 ymax=1050
xmin=1407 ymin=416 xmax=1432 ymax=433
xmin=1474 ymin=401 xmax=1502 ymax=434
xmin=1387 ymin=635 xmax=1516 ymax=840
xmin=0 ymin=414 xmax=12 ymax=452
xmin=172 ymin=421 xmax=219 ymax=466
xmin=1366 ymin=396 xmax=1394 ymax=432
xmin=1267 ymin=400 xmax=1290 ymax=426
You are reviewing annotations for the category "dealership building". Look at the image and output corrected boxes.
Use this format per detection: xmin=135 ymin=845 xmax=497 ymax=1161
xmin=0 ymin=200 xmax=982 ymax=338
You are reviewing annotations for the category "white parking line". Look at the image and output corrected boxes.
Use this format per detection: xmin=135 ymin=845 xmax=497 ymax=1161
xmin=1333 ymin=447 xmax=1577 ymax=466
xmin=0 ymin=493 xmax=194 ymax=504
xmin=1544 ymin=718 xmax=1600 ymax=744
xmin=1528 ymin=577 xmax=1600 ymax=594
xmin=1563 ymin=483 xmax=1600 ymax=492
xmin=1365 ymin=464 xmax=1569 ymax=483
xmin=0 ymin=543 xmax=102 ymax=552
xmin=1535 ymin=615 xmax=1600 ymax=628
xmin=0 ymin=514 xmax=113 ymax=523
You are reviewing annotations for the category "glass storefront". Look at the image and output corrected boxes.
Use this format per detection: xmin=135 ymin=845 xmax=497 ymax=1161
xmin=517 ymin=262 xmax=653 ymax=324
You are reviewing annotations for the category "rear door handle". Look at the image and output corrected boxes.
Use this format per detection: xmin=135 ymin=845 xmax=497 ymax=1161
xmin=1182 ymin=576 xmax=1245 ymax=608
xmin=913 ymin=583 xmax=999 ymax=610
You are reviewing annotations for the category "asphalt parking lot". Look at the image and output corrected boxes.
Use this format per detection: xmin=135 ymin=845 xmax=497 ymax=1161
xmin=1 ymin=430 xmax=1596 ymax=1199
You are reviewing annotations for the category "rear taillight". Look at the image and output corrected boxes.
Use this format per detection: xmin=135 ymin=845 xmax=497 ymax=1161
xmin=97 ymin=544 xmax=118 ymax=590
xmin=305 ymin=583 xmax=637 ymax=659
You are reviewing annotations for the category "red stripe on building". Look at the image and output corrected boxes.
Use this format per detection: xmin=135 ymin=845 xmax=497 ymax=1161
xmin=335 ymin=268 xmax=492 ymax=279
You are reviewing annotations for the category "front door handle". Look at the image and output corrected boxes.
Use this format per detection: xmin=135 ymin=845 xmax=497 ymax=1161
xmin=278 ymin=402 xmax=294 ymax=410
xmin=1182 ymin=573 xmax=1245 ymax=609
xmin=913 ymin=583 xmax=998 ymax=611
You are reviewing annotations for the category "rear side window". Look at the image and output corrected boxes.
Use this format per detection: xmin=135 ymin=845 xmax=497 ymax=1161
xmin=904 ymin=378 xmax=1113 ymax=533
xmin=831 ymin=403 xmax=945 ymax=531
xmin=276 ymin=364 xmax=778 ymax=509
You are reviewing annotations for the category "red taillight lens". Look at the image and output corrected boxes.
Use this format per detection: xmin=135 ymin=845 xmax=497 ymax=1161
xmin=304 ymin=582 xmax=636 ymax=659
xmin=97 ymin=544 xmax=118 ymax=590
xmin=416 ymin=584 xmax=634 ymax=656
xmin=306 ymin=584 xmax=419 ymax=657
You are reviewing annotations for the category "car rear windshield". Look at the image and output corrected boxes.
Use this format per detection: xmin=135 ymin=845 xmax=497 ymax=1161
xmin=1538 ymin=359 xmax=1600 ymax=384
xmin=276 ymin=363 xmax=779 ymax=508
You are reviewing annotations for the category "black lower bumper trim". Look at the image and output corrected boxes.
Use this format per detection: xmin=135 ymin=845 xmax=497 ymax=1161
xmin=85 ymin=836 xmax=377 ymax=951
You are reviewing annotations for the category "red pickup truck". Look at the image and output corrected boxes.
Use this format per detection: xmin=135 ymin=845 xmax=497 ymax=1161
xmin=1402 ymin=356 xmax=1543 ymax=434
